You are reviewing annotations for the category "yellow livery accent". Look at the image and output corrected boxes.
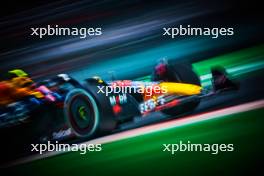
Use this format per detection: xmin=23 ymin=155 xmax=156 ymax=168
xmin=159 ymin=82 xmax=202 ymax=95
xmin=31 ymin=91 xmax=44 ymax=98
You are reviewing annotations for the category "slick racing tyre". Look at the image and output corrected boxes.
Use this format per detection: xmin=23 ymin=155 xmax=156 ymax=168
xmin=83 ymin=78 xmax=117 ymax=133
xmin=64 ymin=88 xmax=100 ymax=138
xmin=153 ymin=63 xmax=201 ymax=116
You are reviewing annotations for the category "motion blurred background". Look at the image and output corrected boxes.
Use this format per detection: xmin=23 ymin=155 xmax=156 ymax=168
xmin=0 ymin=0 xmax=263 ymax=81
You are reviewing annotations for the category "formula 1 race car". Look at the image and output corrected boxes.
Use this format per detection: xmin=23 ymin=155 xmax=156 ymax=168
xmin=0 ymin=61 xmax=238 ymax=145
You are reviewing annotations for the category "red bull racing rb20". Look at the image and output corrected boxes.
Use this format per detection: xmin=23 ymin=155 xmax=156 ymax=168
xmin=0 ymin=61 xmax=238 ymax=147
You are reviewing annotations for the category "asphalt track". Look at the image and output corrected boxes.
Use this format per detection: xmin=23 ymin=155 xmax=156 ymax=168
xmin=8 ymin=99 xmax=264 ymax=167
xmin=4 ymin=100 xmax=264 ymax=175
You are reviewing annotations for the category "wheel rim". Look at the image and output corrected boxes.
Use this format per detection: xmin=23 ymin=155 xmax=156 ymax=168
xmin=78 ymin=106 xmax=87 ymax=120
xmin=69 ymin=95 xmax=93 ymax=130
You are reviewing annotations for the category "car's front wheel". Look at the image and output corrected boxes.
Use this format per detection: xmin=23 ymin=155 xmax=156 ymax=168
xmin=64 ymin=88 xmax=99 ymax=138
